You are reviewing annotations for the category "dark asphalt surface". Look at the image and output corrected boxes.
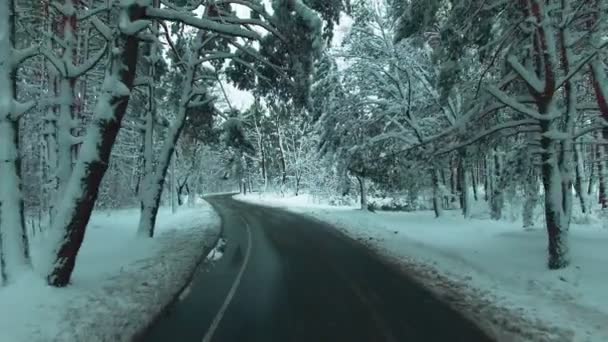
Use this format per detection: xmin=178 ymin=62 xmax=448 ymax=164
xmin=144 ymin=195 xmax=493 ymax=342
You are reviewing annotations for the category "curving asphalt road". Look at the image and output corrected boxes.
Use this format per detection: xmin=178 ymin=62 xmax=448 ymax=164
xmin=143 ymin=195 xmax=493 ymax=342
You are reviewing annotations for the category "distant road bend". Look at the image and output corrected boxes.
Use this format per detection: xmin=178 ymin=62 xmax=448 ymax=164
xmin=144 ymin=195 xmax=493 ymax=342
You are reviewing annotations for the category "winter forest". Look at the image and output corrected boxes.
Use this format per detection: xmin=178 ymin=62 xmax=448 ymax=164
xmin=1 ymin=0 xmax=608 ymax=307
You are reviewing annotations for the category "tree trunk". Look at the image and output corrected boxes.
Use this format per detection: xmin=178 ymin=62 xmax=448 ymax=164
xmin=432 ymin=168 xmax=443 ymax=218
xmin=356 ymin=176 xmax=368 ymax=210
xmin=522 ymin=169 xmax=538 ymax=229
xmin=46 ymin=3 xmax=143 ymax=287
xmin=574 ymin=144 xmax=589 ymax=214
xmin=490 ymin=152 xmax=503 ymax=220
xmin=471 ymin=161 xmax=479 ymax=201
xmin=541 ymin=144 xmax=571 ymax=269
xmin=276 ymin=120 xmax=287 ymax=187
xmin=0 ymin=0 xmax=31 ymax=284
xmin=295 ymin=174 xmax=301 ymax=196
xmin=451 ymin=158 xmax=458 ymax=205
xmin=597 ymin=144 xmax=608 ymax=208
xmin=137 ymin=34 xmax=204 ymax=236
xmin=440 ymin=168 xmax=449 ymax=208
xmin=589 ymin=0 xmax=608 ymax=209
xmin=253 ymin=115 xmax=267 ymax=192
xmin=483 ymin=157 xmax=490 ymax=202
xmin=588 ymin=153 xmax=595 ymax=196
xmin=0 ymin=225 xmax=5 ymax=285
xmin=458 ymin=150 xmax=471 ymax=218
xmin=53 ymin=0 xmax=81 ymax=220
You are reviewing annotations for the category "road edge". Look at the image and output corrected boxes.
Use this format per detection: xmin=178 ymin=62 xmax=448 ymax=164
xmin=132 ymin=199 xmax=224 ymax=342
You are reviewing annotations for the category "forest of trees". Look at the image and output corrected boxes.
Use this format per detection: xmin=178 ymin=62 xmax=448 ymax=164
xmin=0 ymin=0 xmax=347 ymax=287
xmin=221 ymin=0 xmax=608 ymax=273
xmin=0 ymin=0 xmax=607 ymax=291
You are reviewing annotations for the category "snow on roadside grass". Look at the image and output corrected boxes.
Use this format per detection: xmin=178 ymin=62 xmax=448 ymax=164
xmin=235 ymin=193 xmax=608 ymax=342
xmin=0 ymin=202 xmax=220 ymax=342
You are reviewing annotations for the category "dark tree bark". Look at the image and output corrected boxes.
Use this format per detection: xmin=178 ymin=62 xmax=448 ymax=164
xmin=47 ymin=5 xmax=143 ymax=287
xmin=431 ymin=168 xmax=443 ymax=217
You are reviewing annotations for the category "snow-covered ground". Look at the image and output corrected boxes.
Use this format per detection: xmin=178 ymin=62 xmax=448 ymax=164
xmin=0 ymin=202 xmax=220 ymax=342
xmin=235 ymin=193 xmax=608 ymax=342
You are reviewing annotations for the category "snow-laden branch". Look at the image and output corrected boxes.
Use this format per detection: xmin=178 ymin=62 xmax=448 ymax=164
xmin=11 ymin=46 xmax=39 ymax=68
xmin=90 ymin=17 xmax=112 ymax=40
xmin=187 ymin=96 xmax=215 ymax=108
xmin=555 ymin=40 xmax=608 ymax=92
xmin=71 ymin=44 xmax=108 ymax=77
xmin=194 ymin=51 xmax=238 ymax=66
xmin=507 ymin=55 xmax=545 ymax=94
xmin=9 ymin=100 xmax=36 ymax=121
xmin=145 ymin=8 xmax=260 ymax=40
xmin=574 ymin=123 xmax=608 ymax=140
xmin=77 ymin=5 xmax=110 ymax=21
xmin=227 ymin=40 xmax=288 ymax=80
xmin=486 ymin=86 xmax=546 ymax=120
xmin=205 ymin=16 xmax=285 ymax=42
xmin=436 ymin=119 xmax=540 ymax=155
xmin=119 ymin=17 xmax=151 ymax=35
xmin=40 ymin=50 xmax=64 ymax=75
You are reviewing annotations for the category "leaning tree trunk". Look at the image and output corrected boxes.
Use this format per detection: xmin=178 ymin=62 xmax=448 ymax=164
xmin=46 ymin=3 xmax=143 ymax=287
xmin=137 ymin=46 xmax=201 ymax=237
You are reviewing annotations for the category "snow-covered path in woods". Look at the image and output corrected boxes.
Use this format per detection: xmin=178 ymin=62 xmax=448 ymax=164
xmin=236 ymin=193 xmax=608 ymax=342
xmin=0 ymin=201 xmax=220 ymax=342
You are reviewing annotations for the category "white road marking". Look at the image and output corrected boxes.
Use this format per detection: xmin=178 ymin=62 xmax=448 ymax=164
xmin=201 ymin=220 xmax=253 ymax=342
xmin=178 ymin=281 xmax=193 ymax=302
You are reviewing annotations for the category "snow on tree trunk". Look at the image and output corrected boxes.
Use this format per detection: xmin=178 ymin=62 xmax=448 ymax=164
xmin=431 ymin=168 xmax=443 ymax=218
xmin=0 ymin=0 xmax=31 ymax=284
xmin=533 ymin=0 xmax=571 ymax=269
xmin=46 ymin=3 xmax=145 ymax=287
xmin=540 ymin=132 xmax=571 ymax=269
xmin=254 ymin=116 xmax=268 ymax=192
xmin=50 ymin=0 xmax=83 ymax=221
xmin=471 ymin=162 xmax=479 ymax=201
xmin=276 ymin=118 xmax=287 ymax=188
xmin=356 ymin=175 xmax=368 ymax=210
xmin=137 ymin=49 xmax=198 ymax=237
xmin=597 ymin=144 xmax=608 ymax=208
xmin=483 ymin=157 xmax=490 ymax=202
xmin=458 ymin=150 xmax=471 ymax=218
xmin=490 ymin=152 xmax=503 ymax=220
xmin=523 ymin=169 xmax=538 ymax=229
xmin=574 ymin=144 xmax=589 ymax=214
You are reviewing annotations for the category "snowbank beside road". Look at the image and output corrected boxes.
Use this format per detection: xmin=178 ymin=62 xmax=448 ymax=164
xmin=0 ymin=203 xmax=220 ymax=342
xmin=235 ymin=193 xmax=608 ymax=342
